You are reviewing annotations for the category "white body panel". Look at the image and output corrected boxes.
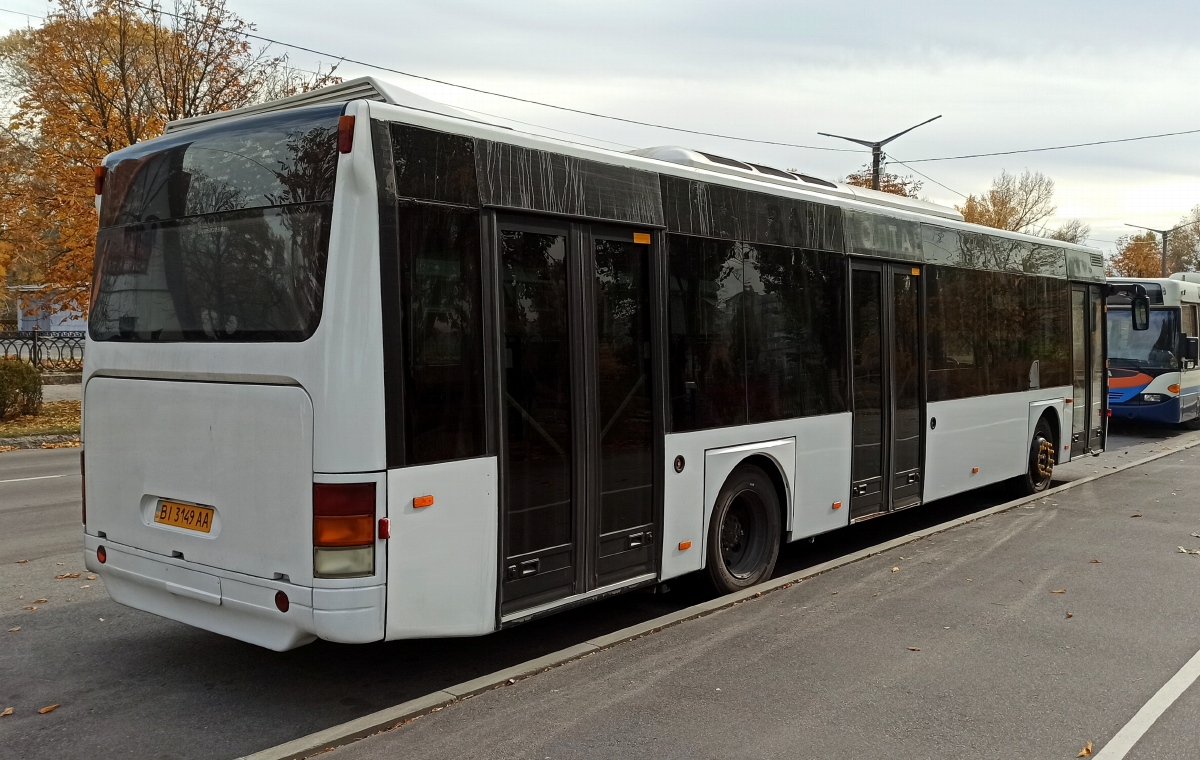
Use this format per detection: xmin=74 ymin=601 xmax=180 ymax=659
xmin=385 ymin=457 xmax=498 ymax=639
xmin=925 ymin=388 xmax=1069 ymax=502
xmin=84 ymin=377 xmax=317 ymax=584
xmin=660 ymin=413 xmax=853 ymax=581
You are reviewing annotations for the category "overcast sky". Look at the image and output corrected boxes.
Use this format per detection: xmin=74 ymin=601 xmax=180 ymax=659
xmin=3 ymin=0 xmax=1199 ymax=251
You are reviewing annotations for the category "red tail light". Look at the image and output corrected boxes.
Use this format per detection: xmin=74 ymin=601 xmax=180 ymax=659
xmin=313 ymin=482 xmax=376 ymax=577
xmin=313 ymin=483 xmax=375 ymax=547
xmin=97 ymin=545 xmax=107 ymax=564
xmin=338 ymin=115 xmax=355 ymax=154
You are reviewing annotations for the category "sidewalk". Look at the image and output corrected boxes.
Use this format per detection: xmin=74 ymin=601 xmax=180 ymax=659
xmin=327 ymin=445 xmax=1200 ymax=760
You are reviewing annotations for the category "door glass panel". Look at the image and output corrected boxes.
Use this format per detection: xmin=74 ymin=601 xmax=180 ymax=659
xmin=851 ymin=268 xmax=884 ymax=516
xmin=1071 ymin=288 xmax=1087 ymax=440
xmin=1089 ymin=286 xmax=1104 ymax=447
xmin=595 ymin=238 xmax=654 ymax=537
xmin=891 ymin=271 xmax=922 ymax=506
xmin=500 ymin=230 xmax=573 ymax=558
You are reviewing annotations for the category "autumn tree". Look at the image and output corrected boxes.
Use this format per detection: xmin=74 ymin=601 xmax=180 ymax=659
xmin=0 ymin=0 xmax=340 ymax=315
xmin=1162 ymin=206 xmax=1200 ymax=273
xmin=1107 ymin=232 xmax=1162 ymax=277
xmin=842 ymin=163 xmax=923 ymax=198
xmin=957 ymin=169 xmax=1090 ymax=244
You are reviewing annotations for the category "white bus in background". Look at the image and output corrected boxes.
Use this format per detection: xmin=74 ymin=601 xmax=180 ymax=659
xmin=83 ymin=78 xmax=1116 ymax=651
xmin=1107 ymin=275 xmax=1200 ymax=427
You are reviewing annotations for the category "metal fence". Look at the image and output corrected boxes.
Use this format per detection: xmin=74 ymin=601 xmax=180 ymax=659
xmin=0 ymin=331 xmax=85 ymax=372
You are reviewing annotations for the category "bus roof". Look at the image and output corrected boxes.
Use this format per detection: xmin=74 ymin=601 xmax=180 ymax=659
xmin=1108 ymin=276 xmax=1200 ymax=305
xmin=155 ymin=76 xmax=1105 ymax=281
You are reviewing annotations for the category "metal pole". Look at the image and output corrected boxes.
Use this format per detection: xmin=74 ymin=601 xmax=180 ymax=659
xmin=871 ymin=146 xmax=881 ymax=191
xmin=1162 ymin=230 xmax=1169 ymax=278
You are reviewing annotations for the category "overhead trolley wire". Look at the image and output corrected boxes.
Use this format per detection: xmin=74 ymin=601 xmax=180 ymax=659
xmin=903 ymin=128 xmax=1200 ymax=163
xmin=112 ymin=0 xmax=861 ymax=154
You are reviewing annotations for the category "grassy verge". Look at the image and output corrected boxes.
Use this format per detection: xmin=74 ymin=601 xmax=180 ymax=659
xmin=0 ymin=400 xmax=81 ymax=438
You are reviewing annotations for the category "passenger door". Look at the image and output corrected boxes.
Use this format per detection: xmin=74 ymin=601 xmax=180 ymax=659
xmin=849 ymin=261 xmax=925 ymax=521
xmin=496 ymin=216 xmax=659 ymax=616
xmin=1071 ymin=283 xmax=1106 ymax=453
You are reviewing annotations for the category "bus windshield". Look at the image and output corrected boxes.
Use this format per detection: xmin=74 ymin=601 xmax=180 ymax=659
xmin=89 ymin=104 xmax=342 ymax=342
xmin=1108 ymin=308 xmax=1178 ymax=369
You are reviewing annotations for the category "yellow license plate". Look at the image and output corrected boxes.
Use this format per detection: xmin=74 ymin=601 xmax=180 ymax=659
xmin=154 ymin=501 xmax=214 ymax=533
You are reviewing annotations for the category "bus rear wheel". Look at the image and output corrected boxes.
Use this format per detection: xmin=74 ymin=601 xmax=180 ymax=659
xmin=704 ymin=465 xmax=781 ymax=595
xmin=1016 ymin=419 xmax=1056 ymax=496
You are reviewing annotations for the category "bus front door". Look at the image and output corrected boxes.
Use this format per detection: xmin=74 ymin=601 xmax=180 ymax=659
xmin=1071 ymin=283 xmax=1106 ymax=454
xmin=497 ymin=217 xmax=660 ymax=617
xmin=849 ymin=261 xmax=925 ymax=521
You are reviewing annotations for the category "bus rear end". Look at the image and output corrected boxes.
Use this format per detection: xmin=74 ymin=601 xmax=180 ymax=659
xmin=82 ymin=101 xmax=388 ymax=650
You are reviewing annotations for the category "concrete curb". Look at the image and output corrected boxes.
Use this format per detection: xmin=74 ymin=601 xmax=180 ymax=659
xmin=0 ymin=433 xmax=80 ymax=450
xmin=238 ymin=436 xmax=1200 ymax=760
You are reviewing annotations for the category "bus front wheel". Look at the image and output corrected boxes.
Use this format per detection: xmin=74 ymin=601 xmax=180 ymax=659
xmin=704 ymin=465 xmax=781 ymax=595
xmin=1016 ymin=419 xmax=1056 ymax=496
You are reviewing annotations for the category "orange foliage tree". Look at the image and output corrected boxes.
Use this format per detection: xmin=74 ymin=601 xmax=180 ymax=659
xmin=842 ymin=163 xmax=923 ymax=198
xmin=957 ymin=169 xmax=1090 ymax=244
xmin=0 ymin=0 xmax=339 ymax=316
xmin=1107 ymin=232 xmax=1162 ymax=277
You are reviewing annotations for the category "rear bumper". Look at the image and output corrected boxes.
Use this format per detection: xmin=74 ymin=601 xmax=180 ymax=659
xmin=84 ymin=535 xmax=384 ymax=651
xmin=1110 ymin=398 xmax=1182 ymax=425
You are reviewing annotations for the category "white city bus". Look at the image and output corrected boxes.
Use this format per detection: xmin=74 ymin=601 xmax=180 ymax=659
xmin=1107 ymin=275 xmax=1200 ymax=426
xmin=83 ymin=78 xmax=1112 ymax=650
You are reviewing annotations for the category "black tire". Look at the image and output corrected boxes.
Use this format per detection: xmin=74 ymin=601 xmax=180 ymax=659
xmin=704 ymin=465 xmax=781 ymax=595
xmin=1015 ymin=419 xmax=1056 ymax=496
xmin=1181 ymin=415 xmax=1200 ymax=431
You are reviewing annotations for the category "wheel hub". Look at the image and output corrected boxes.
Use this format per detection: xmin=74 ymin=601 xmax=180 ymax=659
xmin=1036 ymin=438 xmax=1054 ymax=479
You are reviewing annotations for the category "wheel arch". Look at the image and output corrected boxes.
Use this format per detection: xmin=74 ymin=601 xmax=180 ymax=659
xmin=737 ymin=453 xmax=791 ymax=541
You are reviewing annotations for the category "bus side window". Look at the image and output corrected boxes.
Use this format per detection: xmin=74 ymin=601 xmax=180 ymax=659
xmin=1183 ymin=305 xmax=1198 ymax=338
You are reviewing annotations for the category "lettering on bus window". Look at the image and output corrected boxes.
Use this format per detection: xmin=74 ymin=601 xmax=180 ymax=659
xmin=844 ymin=210 xmax=921 ymax=262
xmin=394 ymin=204 xmax=487 ymax=465
xmin=660 ymin=176 xmax=844 ymax=252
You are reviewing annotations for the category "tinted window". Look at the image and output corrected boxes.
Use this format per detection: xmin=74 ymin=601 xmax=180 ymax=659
xmin=1024 ymin=276 xmax=1071 ymax=388
xmin=927 ymin=266 xmax=988 ymax=400
xmin=390 ymin=124 xmax=478 ymax=206
xmin=90 ymin=204 xmax=331 ymax=341
xmin=667 ymin=235 xmax=746 ymax=430
xmin=744 ymin=245 xmax=848 ymax=421
xmin=394 ymin=204 xmax=486 ymax=464
xmin=91 ymin=106 xmax=340 ymax=342
xmin=100 ymin=105 xmax=340 ymax=228
xmin=1108 ymin=309 xmax=1179 ymax=370
xmin=988 ymin=272 xmax=1027 ymax=394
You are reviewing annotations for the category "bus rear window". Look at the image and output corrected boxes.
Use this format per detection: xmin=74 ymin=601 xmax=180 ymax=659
xmin=90 ymin=105 xmax=341 ymax=342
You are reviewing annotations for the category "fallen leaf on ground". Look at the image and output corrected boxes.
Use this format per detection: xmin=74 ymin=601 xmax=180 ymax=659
xmin=907 ymin=646 xmax=921 ymax=651
xmin=54 ymin=573 xmax=81 ymax=579
xmin=8 ymin=627 xmax=19 ymax=632
xmin=1192 ymin=533 xmax=1200 ymax=538
xmin=33 ymin=599 xmax=47 ymax=604
xmin=1066 ymin=612 xmax=1074 ymax=618
xmin=86 ymin=575 xmax=96 ymax=581
xmin=1077 ymin=740 xmax=1093 ymax=757
xmin=98 ymin=618 xmax=105 ymax=622
xmin=891 ymin=567 xmax=899 ymax=573
xmin=1178 ymin=547 xmax=1200 ymax=555
xmin=23 ymin=606 xmax=37 ymax=611
xmin=1089 ymin=559 xmax=1102 ymax=563
xmin=1051 ymin=590 xmax=1066 ymax=594
xmin=79 ymin=585 xmax=89 ymax=589
xmin=38 ymin=704 xmax=59 ymax=714
xmin=1131 ymin=513 xmax=1143 ymax=518
xmin=1 ymin=707 xmax=12 ymax=717
xmin=15 ymin=560 xmax=27 ymax=564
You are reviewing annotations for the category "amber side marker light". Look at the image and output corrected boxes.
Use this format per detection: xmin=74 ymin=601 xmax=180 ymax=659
xmin=832 ymin=501 xmax=842 ymax=510
xmin=97 ymin=545 xmax=107 ymax=564
xmin=338 ymin=115 xmax=355 ymax=154
xmin=1169 ymin=384 xmax=1181 ymax=394
xmin=633 ymin=232 xmax=652 ymax=245
xmin=678 ymin=541 xmax=692 ymax=551
xmin=971 ymin=467 xmax=980 ymax=474
xmin=413 ymin=495 xmax=434 ymax=509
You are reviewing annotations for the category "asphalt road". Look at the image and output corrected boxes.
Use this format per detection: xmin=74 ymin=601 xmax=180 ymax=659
xmin=333 ymin=444 xmax=1200 ymax=760
xmin=1 ymin=422 xmax=1198 ymax=760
